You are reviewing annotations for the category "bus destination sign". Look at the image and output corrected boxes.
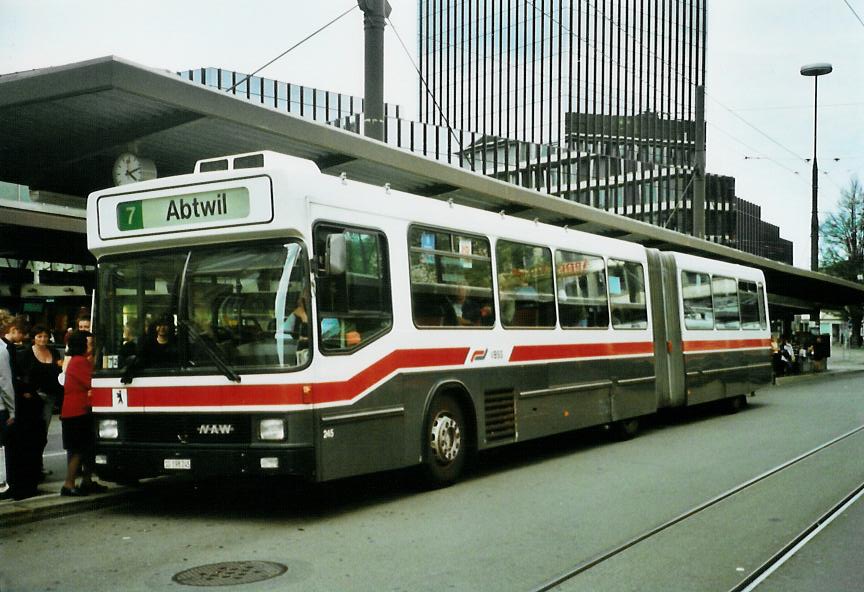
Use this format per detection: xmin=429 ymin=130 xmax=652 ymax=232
xmin=116 ymin=187 xmax=251 ymax=231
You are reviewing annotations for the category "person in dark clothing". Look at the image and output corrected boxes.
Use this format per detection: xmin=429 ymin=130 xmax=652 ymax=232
xmin=21 ymin=325 xmax=63 ymax=480
xmin=808 ymin=335 xmax=829 ymax=372
xmin=142 ymin=315 xmax=178 ymax=368
xmin=118 ymin=323 xmax=137 ymax=367
xmin=3 ymin=315 xmax=39 ymax=500
xmin=443 ymin=285 xmax=493 ymax=327
xmin=0 ymin=311 xmax=18 ymax=498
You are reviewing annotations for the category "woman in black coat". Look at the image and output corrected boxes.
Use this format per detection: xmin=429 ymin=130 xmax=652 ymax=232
xmin=6 ymin=324 xmax=48 ymax=500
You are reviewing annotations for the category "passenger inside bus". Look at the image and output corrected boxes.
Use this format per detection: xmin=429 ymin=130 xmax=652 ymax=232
xmin=282 ymin=294 xmax=309 ymax=343
xmin=141 ymin=315 xmax=178 ymax=367
xmin=445 ymin=285 xmax=487 ymax=326
xmin=319 ymin=317 xmax=362 ymax=349
xmin=118 ymin=323 xmax=137 ymax=366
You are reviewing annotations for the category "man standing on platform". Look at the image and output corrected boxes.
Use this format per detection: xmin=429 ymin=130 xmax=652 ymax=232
xmin=0 ymin=311 xmax=21 ymax=498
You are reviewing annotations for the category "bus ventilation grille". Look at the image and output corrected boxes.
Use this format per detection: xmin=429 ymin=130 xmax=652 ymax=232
xmin=485 ymin=389 xmax=516 ymax=442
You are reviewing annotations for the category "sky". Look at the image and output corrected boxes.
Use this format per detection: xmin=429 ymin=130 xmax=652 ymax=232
xmin=0 ymin=0 xmax=862 ymax=269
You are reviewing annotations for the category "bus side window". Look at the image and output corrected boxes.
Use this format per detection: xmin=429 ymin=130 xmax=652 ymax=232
xmin=681 ymin=270 xmax=714 ymax=330
xmin=757 ymin=283 xmax=768 ymax=329
xmin=496 ymin=240 xmax=556 ymax=329
xmin=738 ymin=280 xmax=761 ymax=330
xmin=608 ymin=259 xmax=648 ymax=329
xmin=555 ymin=250 xmax=609 ymax=328
xmin=314 ymin=223 xmax=392 ymax=352
xmin=408 ymin=226 xmax=495 ymax=328
xmin=712 ymin=276 xmax=740 ymax=330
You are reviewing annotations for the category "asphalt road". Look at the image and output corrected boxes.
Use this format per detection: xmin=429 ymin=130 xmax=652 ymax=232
xmin=2 ymin=373 xmax=863 ymax=591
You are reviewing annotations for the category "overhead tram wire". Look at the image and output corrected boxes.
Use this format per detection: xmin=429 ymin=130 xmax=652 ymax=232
xmin=705 ymin=93 xmax=808 ymax=163
xmin=386 ymin=16 xmax=471 ymax=166
xmin=225 ymin=3 xmax=359 ymax=94
xmin=842 ymin=0 xmax=864 ymax=29
xmin=707 ymin=122 xmax=803 ymax=178
xmin=732 ymin=101 xmax=864 ymax=112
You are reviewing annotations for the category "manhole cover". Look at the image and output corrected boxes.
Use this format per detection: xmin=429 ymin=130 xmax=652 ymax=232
xmin=173 ymin=561 xmax=287 ymax=587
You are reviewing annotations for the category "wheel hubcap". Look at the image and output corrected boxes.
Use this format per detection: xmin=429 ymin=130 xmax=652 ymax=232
xmin=430 ymin=413 xmax=461 ymax=464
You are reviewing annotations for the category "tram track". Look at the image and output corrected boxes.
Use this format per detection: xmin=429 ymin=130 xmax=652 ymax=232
xmin=733 ymin=479 xmax=864 ymax=591
xmin=529 ymin=423 xmax=864 ymax=592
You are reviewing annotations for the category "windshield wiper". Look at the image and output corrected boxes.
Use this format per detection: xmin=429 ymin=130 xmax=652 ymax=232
xmin=180 ymin=320 xmax=241 ymax=383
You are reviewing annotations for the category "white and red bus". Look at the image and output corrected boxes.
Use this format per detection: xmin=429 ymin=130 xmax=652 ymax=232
xmin=88 ymin=151 xmax=772 ymax=486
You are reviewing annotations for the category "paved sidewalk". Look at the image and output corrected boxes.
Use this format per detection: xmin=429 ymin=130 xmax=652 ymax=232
xmin=1 ymin=418 xmax=145 ymax=527
xmin=0 ymin=477 xmax=137 ymax=527
xmin=3 ymin=346 xmax=864 ymax=526
xmin=821 ymin=343 xmax=864 ymax=372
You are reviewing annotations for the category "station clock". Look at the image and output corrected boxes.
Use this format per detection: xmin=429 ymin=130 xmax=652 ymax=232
xmin=112 ymin=152 xmax=157 ymax=186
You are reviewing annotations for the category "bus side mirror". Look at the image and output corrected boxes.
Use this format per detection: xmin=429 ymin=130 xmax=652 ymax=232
xmin=326 ymin=234 xmax=347 ymax=275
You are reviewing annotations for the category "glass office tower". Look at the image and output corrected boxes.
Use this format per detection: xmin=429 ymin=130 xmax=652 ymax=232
xmin=418 ymin=0 xmax=708 ymax=230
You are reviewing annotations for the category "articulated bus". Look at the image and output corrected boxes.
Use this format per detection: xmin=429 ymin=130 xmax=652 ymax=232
xmin=88 ymin=151 xmax=772 ymax=486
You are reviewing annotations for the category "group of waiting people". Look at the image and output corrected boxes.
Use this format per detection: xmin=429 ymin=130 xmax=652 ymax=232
xmin=0 ymin=311 xmax=106 ymax=501
xmin=774 ymin=334 xmax=829 ymax=376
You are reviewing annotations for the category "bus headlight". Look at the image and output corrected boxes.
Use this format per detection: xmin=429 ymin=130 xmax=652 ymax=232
xmin=259 ymin=419 xmax=285 ymax=441
xmin=99 ymin=419 xmax=119 ymax=439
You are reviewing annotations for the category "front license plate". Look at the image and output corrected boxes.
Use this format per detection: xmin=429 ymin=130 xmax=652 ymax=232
xmin=164 ymin=458 xmax=191 ymax=470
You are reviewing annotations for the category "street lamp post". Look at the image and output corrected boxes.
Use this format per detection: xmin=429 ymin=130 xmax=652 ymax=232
xmin=800 ymin=62 xmax=832 ymax=335
xmin=800 ymin=63 xmax=832 ymax=272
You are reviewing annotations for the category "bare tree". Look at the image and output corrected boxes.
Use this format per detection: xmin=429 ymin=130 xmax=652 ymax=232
xmin=820 ymin=176 xmax=864 ymax=345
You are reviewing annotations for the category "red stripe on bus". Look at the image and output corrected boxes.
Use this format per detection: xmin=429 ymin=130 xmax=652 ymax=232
xmin=682 ymin=338 xmax=772 ymax=352
xmin=311 ymin=347 xmax=470 ymax=404
xmin=509 ymin=341 xmax=654 ymax=362
xmin=91 ymin=347 xmax=470 ymax=408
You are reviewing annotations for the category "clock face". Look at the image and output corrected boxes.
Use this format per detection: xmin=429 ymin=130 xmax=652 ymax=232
xmin=113 ymin=153 xmax=157 ymax=186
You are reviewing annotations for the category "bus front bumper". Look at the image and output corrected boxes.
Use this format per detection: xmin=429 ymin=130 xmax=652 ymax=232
xmin=93 ymin=444 xmax=316 ymax=481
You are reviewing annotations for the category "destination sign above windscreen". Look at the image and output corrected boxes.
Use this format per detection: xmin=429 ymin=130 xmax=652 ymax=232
xmin=98 ymin=176 xmax=274 ymax=240
xmin=117 ymin=187 xmax=249 ymax=231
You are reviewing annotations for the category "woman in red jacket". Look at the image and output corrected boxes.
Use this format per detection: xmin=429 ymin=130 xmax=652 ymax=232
xmin=60 ymin=331 xmax=106 ymax=496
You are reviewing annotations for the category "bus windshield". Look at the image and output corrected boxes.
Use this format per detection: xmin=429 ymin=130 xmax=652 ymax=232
xmin=96 ymin=240 xmax=311 ymax=375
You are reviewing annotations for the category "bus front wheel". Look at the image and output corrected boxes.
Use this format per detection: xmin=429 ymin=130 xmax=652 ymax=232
xmin=422 ymin=394 xmax=468 ymax=488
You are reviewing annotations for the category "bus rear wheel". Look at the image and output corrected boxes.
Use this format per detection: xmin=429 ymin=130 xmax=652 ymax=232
xmin=611 ymin=417 xmax=640 ymax=441
xmin=725 ymin=394 xmax=747 ymax=414
xmin=422 ymin=394 xmax=468 ymax=488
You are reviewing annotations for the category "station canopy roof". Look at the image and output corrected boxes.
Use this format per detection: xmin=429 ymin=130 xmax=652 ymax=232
xmin=1 ymin=56 xmax=862 ymax=310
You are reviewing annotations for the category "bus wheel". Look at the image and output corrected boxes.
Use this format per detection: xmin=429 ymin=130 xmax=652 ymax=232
xmin=611 ymin=417 xmax=640 ymax=441
xmin=725 ymin=394 xmax=747 ymax=414
xmin=422 ymin=394 xmax=468 ymax=487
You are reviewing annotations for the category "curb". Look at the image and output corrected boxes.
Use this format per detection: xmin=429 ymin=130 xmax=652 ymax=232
xmin=0 ymin=482 xmax=140 ymax=527
xmin=774 ymin=366 xmax=864 ymax=386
